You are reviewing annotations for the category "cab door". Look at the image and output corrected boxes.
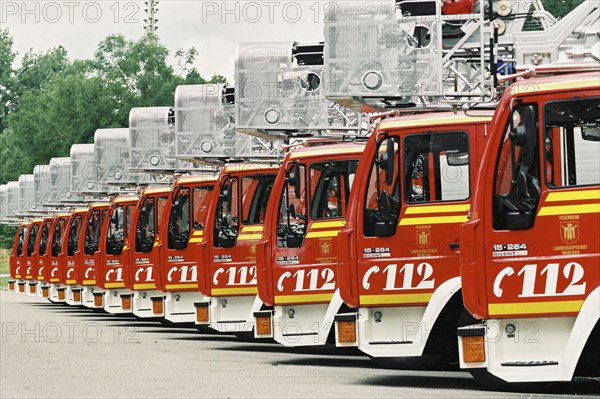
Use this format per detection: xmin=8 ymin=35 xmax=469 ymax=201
xmin=483 ymin=96 xmax=600 ymax=319
xmin=355 ymin=130 xmax=472 ymax=308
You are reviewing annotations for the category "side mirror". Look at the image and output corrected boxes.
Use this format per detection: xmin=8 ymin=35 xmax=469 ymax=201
xmin=510 ymin=105 xmax=537 ymax=167
xmin=582 ymin=125 xmax=600 ymax=142
xmin=446 ymin=150 xmax=469 ymax=166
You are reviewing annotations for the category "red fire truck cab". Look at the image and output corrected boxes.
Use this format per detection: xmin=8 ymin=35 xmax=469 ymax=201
xmin=457 ymin=72 xmax=600 ymax=388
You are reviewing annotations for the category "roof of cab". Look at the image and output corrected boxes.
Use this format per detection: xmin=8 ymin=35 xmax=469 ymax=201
xmin=113 ymin=196 xmax=139 ymax=204
xmin=509 ymin=71 xmax=599 ymax=97
xmin=143 ymin=186 xmax=172 ymax=195
xmin=377 ymin=111 xmax=492 ymax=131
xmin=176 ymin=174 xmax=220 ymax=185
xmin=288 ymin=142 xmax=366 ymax=160
xmin=223 ymin=163 xmax=280 ymax=174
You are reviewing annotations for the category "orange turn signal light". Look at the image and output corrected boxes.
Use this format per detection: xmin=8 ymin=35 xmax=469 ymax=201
xmin=42 ymin=286 xmax=49 ymax=298
xmin=196 ymin=305 xmax=209 ymax=323
xmin=73 ymin=289 xmax=81 ymax=303
xmin=152 ymin=297 xmax=163 ymax=315
xmin=8 ymin=281 xmax=15 ymax=291
xmin=57 ymin=288 xmax=65 ymax=301
xmin=462 ymin=336 xmax=486 ymax=363
xmin=93 ymin=292 xmax=103 ymax=307
xmin=256 ymin=316 xmax=272 ymax=336
xmin=337 ymin=320 xmax=357 ymax=343
xmin=121 ymin=295 xmax=132 ymax=311
xmin=29 ymin=283 xmax=36 ymax=294
xmin=18 ymin=282 xmax=25 ymax=293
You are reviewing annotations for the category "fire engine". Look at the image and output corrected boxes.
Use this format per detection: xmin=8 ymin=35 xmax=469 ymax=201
xmin=9 ymin=221 xmax=29 ymax=293
xmin=456 ymin=71 xmax=599 ymax=388
xmin=43 ymin=213 xmax=71 ymax=302
xmin=126 ymin=186 xmax=172 ymax=318
xmin=333 ymin=112 xmax=490 ymax=366
xmin=195 ymin=163 xmax=278 ymax=336
xmin=97 ymin=196 xmax=139 ymax=314
xmin=73 ymin=203 xmax=110 ymax=308
xmin=32 ymin=217 xmax=53 ymax=296
xmin=23 ymin=218 xmax=42 ymax=296
xmin=153 ymin=174 xmax=219 ymax=323
xmin=255 ymin=142 xmax=365 ymax=345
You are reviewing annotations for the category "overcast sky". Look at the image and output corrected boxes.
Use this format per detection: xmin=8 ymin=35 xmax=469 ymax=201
xmin=2 ymin=0 xmax=328 ymax=81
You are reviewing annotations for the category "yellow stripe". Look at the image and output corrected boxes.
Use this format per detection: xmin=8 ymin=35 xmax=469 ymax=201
xmin=241 ymin=226 xmax=264 ymax=232
xmin=360 ymin=293 xmax=433 ymax=305
xmin=133 ymin=283 xmax=156 ymax=290
xmin=399 ymin=215 xmax=468 ymax=226
xmin=511 ymin=78 xmax=598 ymax=96
xmin=311 ymin=220 xmax=345 ymax=229
xmin=488 ymin=300 xmax=584 ymax=316
xmin=50 ymin=278 xmax=59 ymax=283
xmin=538 ymin=203 xmax=600 ymax=217
xmin=192 ymin=231 xmax=204 ymax=236
xmin=237 ymin=234 xmax=263 ymax=241
xmin=404 ymin=204 xmax=470 ymax=215
xmin=15 ymin=274 xmax=21 ymax=278
xmin=66 ymin=279 xmax=77 ymax=284
xmin=275 ymin=293 xmax=334 ymax=304
xmin=189 ymin=238 xmax=204 ymax=243
xmin=165 ymin=283 xmax=197 ymax=290
xmin=379 ymin=116 xmax=491 ymax=130
xmin=545 ymin=190 xmax=600 ymax=202
xmin=83 ymin=280 xmax=96 ymax=285
xmin=211 ymin=287 xmax=258 ymax=296
xmin=104 ymin=282 xmax=125 ymax=289
xmin=306 ymin=230 xmax=341 ymax=239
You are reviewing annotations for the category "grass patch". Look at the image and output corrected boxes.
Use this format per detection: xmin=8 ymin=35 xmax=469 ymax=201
xmin=0 ymin=248 xmax=10 ymax=291
xmin=0 ymin=247 xmax=9 ymax=274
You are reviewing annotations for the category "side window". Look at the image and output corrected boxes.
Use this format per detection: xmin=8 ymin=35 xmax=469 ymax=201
xmin=68 ymin=216 xmax=82 ymax=256
xmin=27 ymin=224 xmax=39 ymax=256
xmin=107 ymin=206 xmax=126 ymax=255
xmin=39 ymin=222 xmax=51 ymax=256
xmin=215 ymin=178 xmax=239 ymax=248
xmin=52 ymin=220 xmax=65 ymax=257
xmin=243 ymin=176 xmax=276 ymax=225
xmin=193 ymin=186 xmax=214 ymax=230
xmin=84 ymin=211 xmax=102 ymax=255
xmin=136 ymin=198 xmax=155 ymax=253
xmin=16 ymin=227 xmax=27 ymax=256
xmin=544 ymin=97 xmax=600 ymax=187
xmin=310 ymin=160 xmax=359 ymax=220
xmin=363 ymin=136 xmax=400 ymax=237
xmin=277 ymin=162 xmax=307 ymax=248
xmin=493 ymin=104 xmax=540 ymax=230
xmin=168 ymin=188 xmax=190 ymax=250
xmin=156 ymin=196 xmax=168 ymax=235
xmin=404 ymin=132 xmax=470 ymax=203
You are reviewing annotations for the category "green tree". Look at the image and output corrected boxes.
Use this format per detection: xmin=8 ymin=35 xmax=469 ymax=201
xmin=0 ymin=30 xmax=17 ymax=134
xmin=542 ymin=0 xmax=585 ymax=18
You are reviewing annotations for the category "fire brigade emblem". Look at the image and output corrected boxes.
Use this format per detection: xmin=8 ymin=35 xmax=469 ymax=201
xmin=248 ymin=243 xmax=256 ymax=255
xmin=416 ymin=230 xmax=431 ymax=248
xmin=560 ymin=221 xmax=579 ymax=244
xmin=320 ymin=241 xmax=332 ymax=256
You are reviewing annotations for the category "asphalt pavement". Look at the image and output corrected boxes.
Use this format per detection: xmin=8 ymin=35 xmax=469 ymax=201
xmin=1 ymin=290 xmax=599 ymax=398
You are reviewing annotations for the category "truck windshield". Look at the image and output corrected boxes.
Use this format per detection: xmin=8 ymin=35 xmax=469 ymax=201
xmin=309 ymin=160 xmax=358 ymax=220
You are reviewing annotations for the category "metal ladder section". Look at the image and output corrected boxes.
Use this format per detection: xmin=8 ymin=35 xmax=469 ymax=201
xmin=235 ymin=41 xmax=369 ymax=140
xmin=323 ymin=0 xmax=599 ymax=112
xmin=174 ymin=83 xmax=282 ymax=164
